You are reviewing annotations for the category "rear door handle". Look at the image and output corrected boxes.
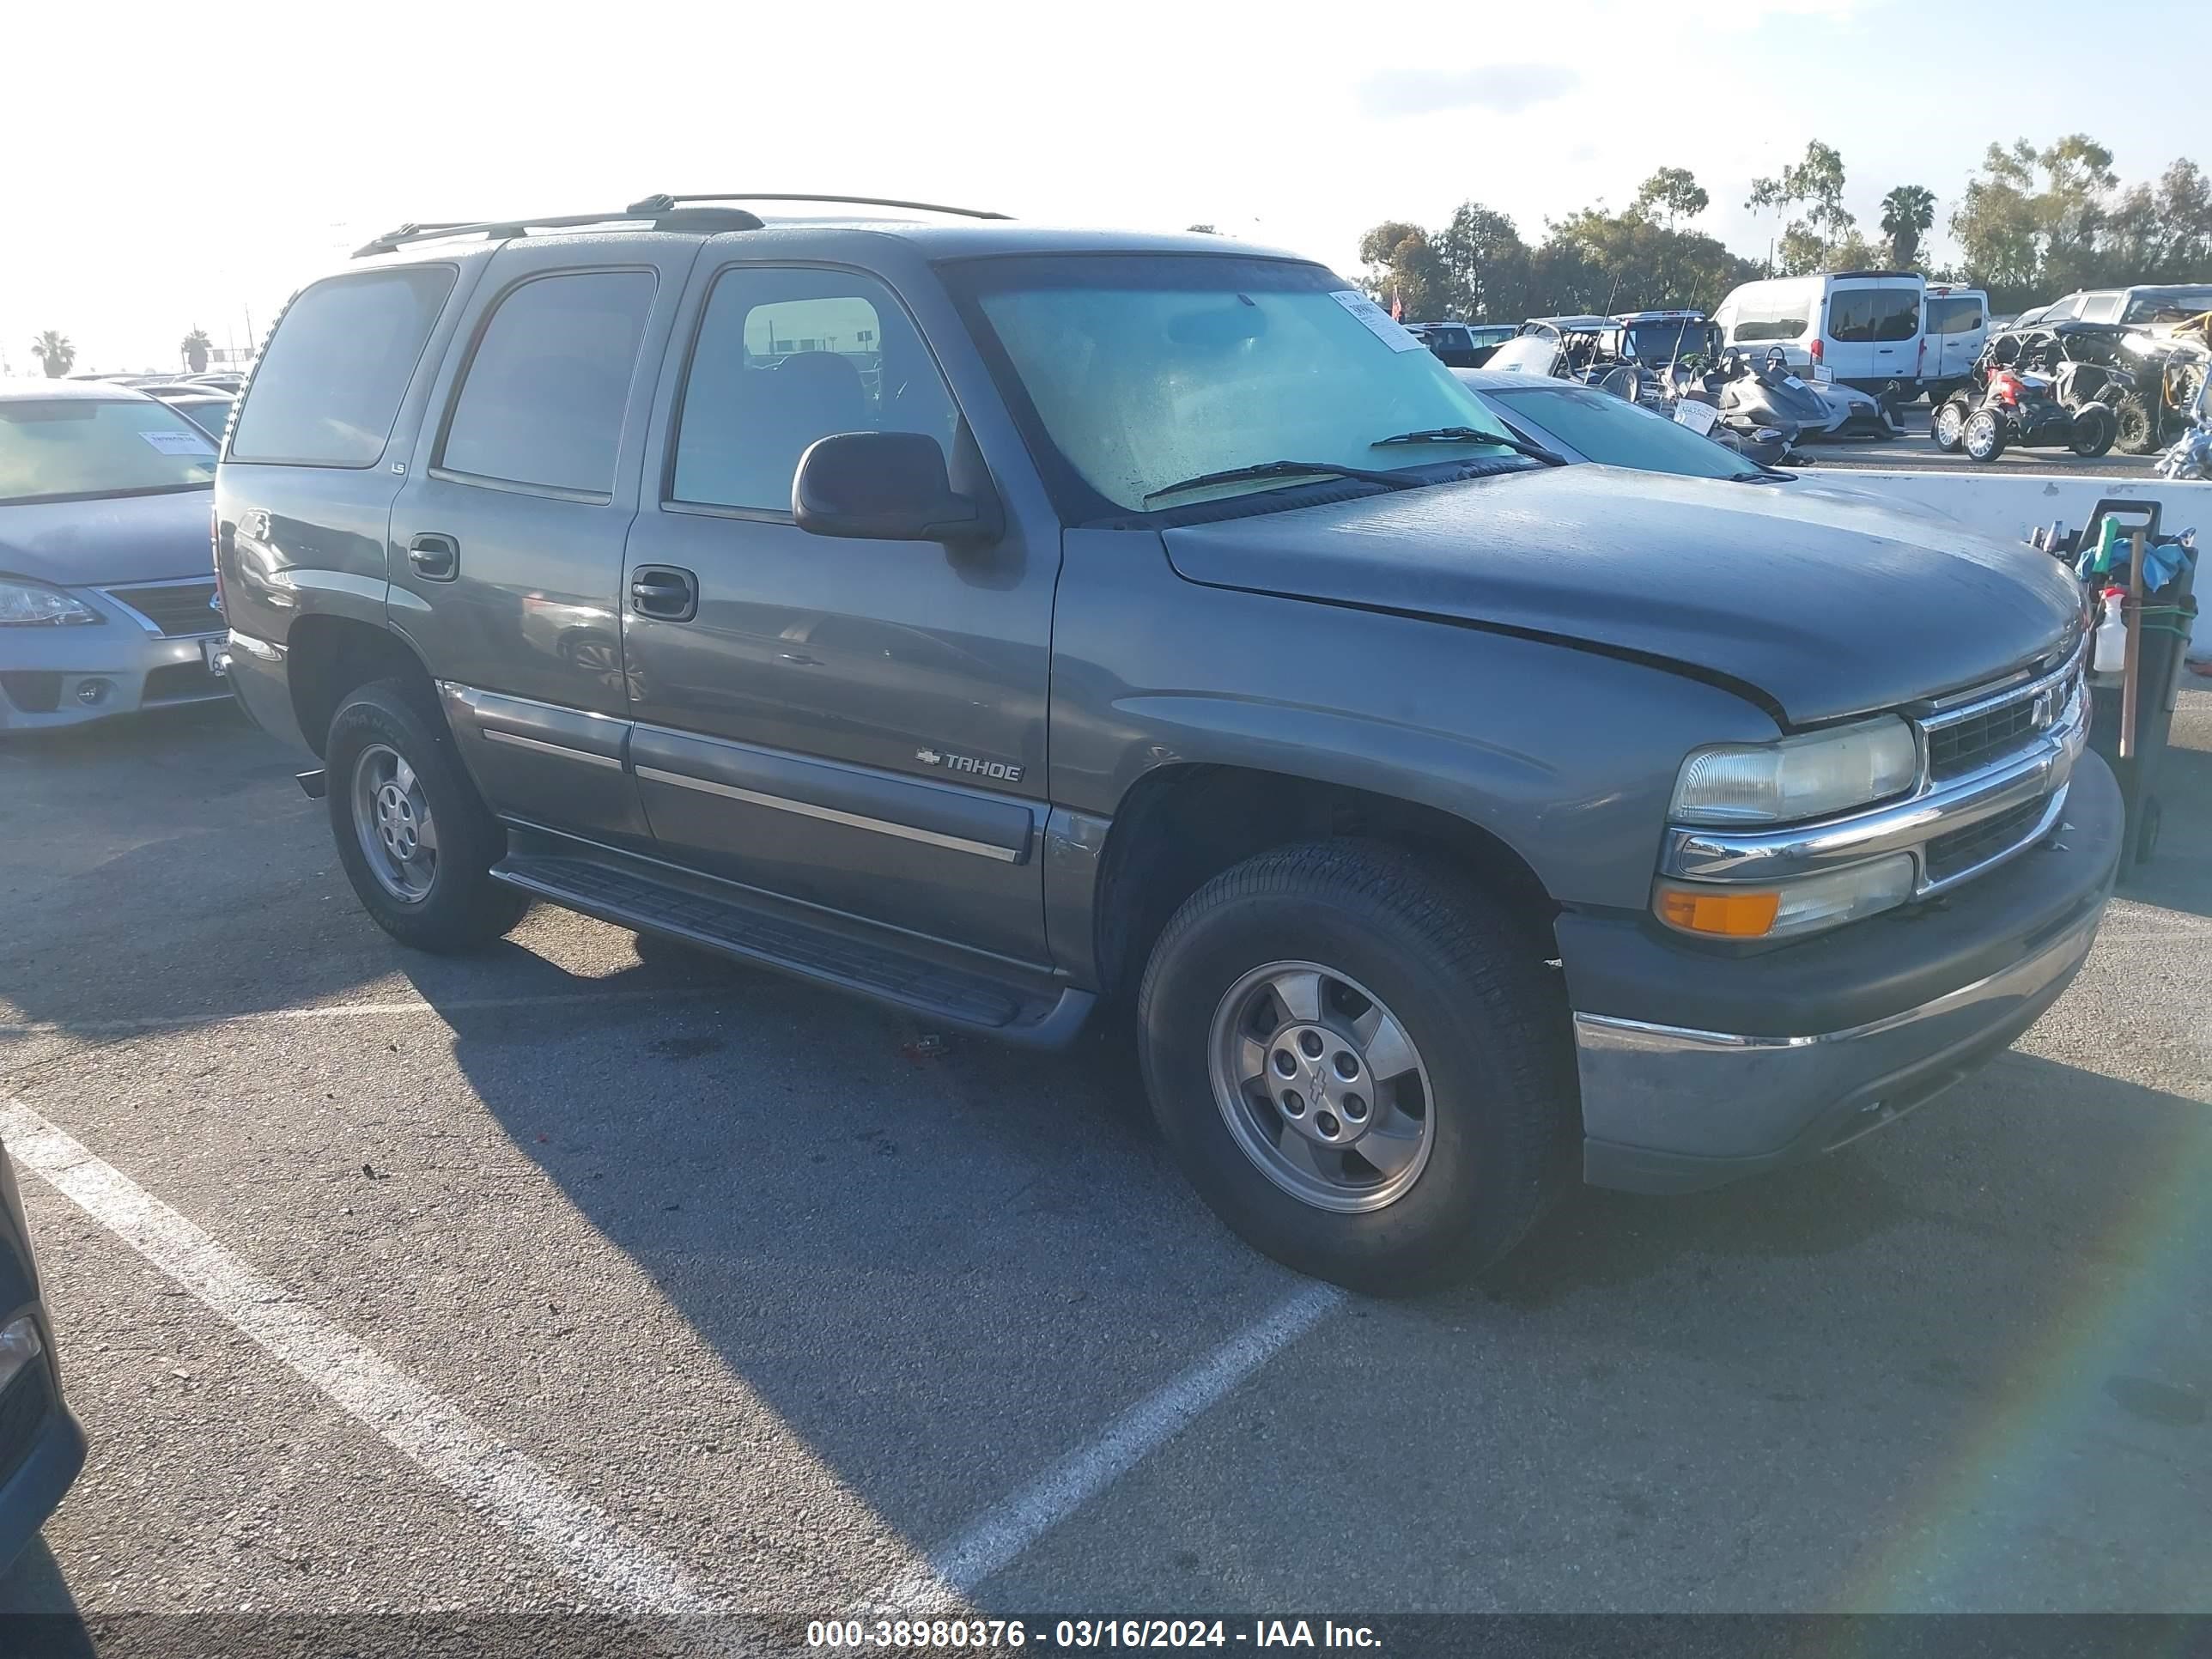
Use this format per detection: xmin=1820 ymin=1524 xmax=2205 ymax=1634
xmin=629 ymin=565 xmax=698 ymax=623
xmin=407 ymin=533 xmax=459 ymax=581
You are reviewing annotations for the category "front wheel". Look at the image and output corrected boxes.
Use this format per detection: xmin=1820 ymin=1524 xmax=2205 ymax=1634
xmin=1963 ymin=408 xmax=2008 ymax=463
xmin=1137 ymin=842 xmax=1572 ymax=1291
xmin=1931 ymin=397 xmax=1969 ymax=452
xmin=325 ymin=680 xmax=528 ymax=952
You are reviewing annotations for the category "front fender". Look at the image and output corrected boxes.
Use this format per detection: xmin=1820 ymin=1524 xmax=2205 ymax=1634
xmin=1048 ymin=528 xmax=1783 ymax=916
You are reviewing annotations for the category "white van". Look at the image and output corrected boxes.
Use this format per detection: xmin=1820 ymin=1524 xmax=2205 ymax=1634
xmin=1922 ymin=284 xmax=1990 ymax=400
xmin=1711 ymin=271 xmax=1948 ymax=397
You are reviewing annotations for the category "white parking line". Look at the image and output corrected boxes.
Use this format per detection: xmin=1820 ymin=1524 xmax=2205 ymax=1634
xmin=0 ymin=985 xmax=725 ymax=1039
xmin=870 ymin=1282 xmax=1346 ymax=1615
xmin=0 ymin=1101 xmax=723 ymax=1620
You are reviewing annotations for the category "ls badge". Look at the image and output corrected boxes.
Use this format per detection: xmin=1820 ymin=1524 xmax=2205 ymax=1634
xmin=916 ymin=747 xmax=1024 ymax=783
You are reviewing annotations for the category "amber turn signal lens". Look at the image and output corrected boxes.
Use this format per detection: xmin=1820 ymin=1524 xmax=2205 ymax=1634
xmin=1656 ymin=885 xmax=1782 ymax=938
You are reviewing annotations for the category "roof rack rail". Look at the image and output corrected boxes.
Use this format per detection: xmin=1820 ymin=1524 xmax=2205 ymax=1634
xmin=351 ymin=204 xmax=765 ymax=259
xmin=623 ymin=192 xmax=1012 ymax=222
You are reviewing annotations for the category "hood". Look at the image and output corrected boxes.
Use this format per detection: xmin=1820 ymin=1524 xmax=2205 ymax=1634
xmin=1162 ymin=467 xmax=2082 ymax=726
xmin=0 ymin=488 xmax=216 ymax=588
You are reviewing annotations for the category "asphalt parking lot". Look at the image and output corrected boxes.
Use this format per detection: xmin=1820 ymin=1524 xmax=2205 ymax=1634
xmin=2 ymin=690 xmax=2208 ymax=1632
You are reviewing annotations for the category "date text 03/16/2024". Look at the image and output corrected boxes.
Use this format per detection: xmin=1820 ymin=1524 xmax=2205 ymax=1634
xmin=805 ymin=1619 xmax=1382 ymax=1649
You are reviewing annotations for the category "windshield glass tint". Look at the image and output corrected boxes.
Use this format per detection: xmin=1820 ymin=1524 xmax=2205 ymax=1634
xmin=950 ymin=256 xmax=1514 ymax=514
xmin=0 ymin=398 xmax=217 ymax=503
xmin=1486 ymin=386 xmax=1751 ymax=481
xmin=1620 ymin=321 xmax=1711 ymax=362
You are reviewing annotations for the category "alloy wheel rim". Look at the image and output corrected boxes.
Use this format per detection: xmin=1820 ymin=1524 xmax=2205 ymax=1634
xmin=350 ymin=743 xmax=439 ymax=903
xmin=1206 ymin=960 xmax=1436 ymax=1214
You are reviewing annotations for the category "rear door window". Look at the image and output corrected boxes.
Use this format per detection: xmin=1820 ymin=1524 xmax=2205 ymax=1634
xmin=228 ymin=266 xmax=455 ymax=466
xmin=1871 ymin=285 xmax=1921 ymax=342
xmin=439 ymin=270 xmax=658 ymax=496
xmin=1828 ymin=289 xmax=1877 ymax=343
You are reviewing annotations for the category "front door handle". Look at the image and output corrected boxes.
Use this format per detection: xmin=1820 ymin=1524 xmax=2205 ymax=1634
xmin=629 ymin=565 xmax=698 ymax=623
xmin=407 ymin=533 xmax=459 ymax=581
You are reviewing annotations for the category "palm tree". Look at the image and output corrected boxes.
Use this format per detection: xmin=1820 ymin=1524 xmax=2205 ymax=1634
xmin=1879 ymin=185 xmax=1936 ymax=268
xmin=31 ymin=331 xmax=76 ymax=379
xmin=180 ymin=327 xmax=212 ymax=374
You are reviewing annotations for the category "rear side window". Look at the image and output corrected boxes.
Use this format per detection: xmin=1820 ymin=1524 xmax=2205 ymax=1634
xmin=1729 ymin=291 xmax=1809 ymax=343
xmin=228 ymin=266 xmax=455 ymax=466
xmin=2078 ymin=294 xmax=2122 ymax=324
xmin=440 ymin=270 xmax=657 ymax=495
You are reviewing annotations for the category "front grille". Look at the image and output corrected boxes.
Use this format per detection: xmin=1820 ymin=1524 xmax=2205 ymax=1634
xmin=1921 ymin=644 xmax=2084 ymax=783
xmin=106 ymin=580 xmax=222 ymax=637
xmin=143 ymin=661 xmax=225 ymax=703
xmin=1926 ymin=697 xmax=2044 ymax=780
xmin=1925 ymin=797 xmax=2051 ymax=884
xmin=0 ymin=672 xmax=64 ymax=714
xmin=0 ymin=1356 xmax=56 ymax=1490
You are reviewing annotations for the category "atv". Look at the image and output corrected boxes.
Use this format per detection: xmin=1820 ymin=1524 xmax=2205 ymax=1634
xmin=1934 ymin=364 xmax=2117 ymax=462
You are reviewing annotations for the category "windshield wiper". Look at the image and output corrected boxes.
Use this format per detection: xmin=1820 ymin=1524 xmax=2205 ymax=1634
xmin=1142 ymin=459 xmax=1419 ymax=505
xmin=1370 ymin=426 xmax=1566 ymax=466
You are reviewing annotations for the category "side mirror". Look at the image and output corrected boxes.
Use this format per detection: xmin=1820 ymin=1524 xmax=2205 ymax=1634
xmin=791 ymin=431 xmax=1000 ymax=546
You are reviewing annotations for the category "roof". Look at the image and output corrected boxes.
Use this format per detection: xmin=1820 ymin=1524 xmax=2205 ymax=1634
xmin=1524 ymin=315 xmax=1616 ymax=331
xmin=1613 ymin=310 xmax=1706 ymax=323
xmin=0 ymin=378 xmax=155 ymax=403
xmin=349 ymin=195 xmax=1304 ymax=265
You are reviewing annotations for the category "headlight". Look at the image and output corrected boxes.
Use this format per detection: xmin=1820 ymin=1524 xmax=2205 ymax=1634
xmin=1670 ymin=716 xmax=1917 ymax=825
xmin=1656 ymin=853 xmax=1917 ymax=941
xmin=0 ymin=577 xmax=101 ymax=628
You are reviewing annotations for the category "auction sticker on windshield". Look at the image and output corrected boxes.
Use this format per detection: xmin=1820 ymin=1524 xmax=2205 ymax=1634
xmin=1329 ymin=290 xmax=1426 ymax=352
xmin=139 ymin=429 xmax=215 ymax=456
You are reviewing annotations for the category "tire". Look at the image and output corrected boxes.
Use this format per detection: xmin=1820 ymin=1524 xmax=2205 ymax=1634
xmin=2111 ymin=392 xmax=2155 ymax=454
xmin=1136 ymin=841 xmax=1572 ymax=1292
xmin=325 ymin=679 xmax=528 ymax=952
xmin=1931 ymin=397 xmax=1969 ymax=452
xmin=1963 ymin=408 xmax=2007 ymax=462
xmin=2069 ymin=403 xmax=2117 ymax=459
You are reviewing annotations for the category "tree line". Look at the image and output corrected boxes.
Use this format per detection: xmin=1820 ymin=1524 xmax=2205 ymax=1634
xmin=1360 ymin=136 xmax=2211 ymax=323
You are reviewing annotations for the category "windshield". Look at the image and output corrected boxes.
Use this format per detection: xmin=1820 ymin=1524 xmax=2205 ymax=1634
xmin=1484 ymin=384 xmax=1756 ymax=482
xmin=0 ymin=397 xmax=217 ymax=504
xmin=1620 ymin=320 xmax=1713 ymax=363
xmin=2121 ymin=289 xmax=2212 ymax=327
xmin=946 ymin=255 xmax=1518 ymax=515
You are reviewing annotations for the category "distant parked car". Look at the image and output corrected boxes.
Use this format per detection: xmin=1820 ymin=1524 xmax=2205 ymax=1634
xmin=2033 ymin=284 xmax=2212 ymax=332
xmin=0 ymin=1118 xmax=88 ymax=1571
xmin=1452 ymin=368 xmax=1778 ymax=483
xmin=0 ymin=380 xmax=229 ymax=732
xmin=187 ymin=373 xmax=246 ymax=393
xmin=146 ymin=387 xmax=237 ymax=442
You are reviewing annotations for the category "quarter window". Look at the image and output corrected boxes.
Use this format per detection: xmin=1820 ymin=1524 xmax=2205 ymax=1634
xmin=440 ymin=270 xmax=657 ymax=495
xmin=1729 ymin=293 xmax=1809 ymax=343
xmin=228 ymin=266 xmax=454 ymax=466
xmin=671 ymin=267 xmax=960 ymax=513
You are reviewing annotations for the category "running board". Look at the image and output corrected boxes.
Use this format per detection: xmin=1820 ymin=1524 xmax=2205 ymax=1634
xmin=490 ymin=847 xmax=1093 ymax=1048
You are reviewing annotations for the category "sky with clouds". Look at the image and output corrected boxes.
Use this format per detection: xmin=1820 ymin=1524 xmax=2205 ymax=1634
xmin=3 ymin=0 xmax=2199 ymax=371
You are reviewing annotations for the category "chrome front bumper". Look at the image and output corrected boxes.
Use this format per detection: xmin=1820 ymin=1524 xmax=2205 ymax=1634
xmin=1576 ymin=901 xmax=2102 ymax=1193
xmin=1574 ymin=744 xmax=2121 ymax=1194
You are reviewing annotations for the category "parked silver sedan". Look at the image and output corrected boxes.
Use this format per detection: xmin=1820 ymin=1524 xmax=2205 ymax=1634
xmin=0 ymin=380 xmax=228 ymax=732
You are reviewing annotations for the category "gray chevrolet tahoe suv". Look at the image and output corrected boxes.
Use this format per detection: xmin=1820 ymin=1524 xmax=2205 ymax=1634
xmin=214 ymin=194 xmax=2120 ymax=1291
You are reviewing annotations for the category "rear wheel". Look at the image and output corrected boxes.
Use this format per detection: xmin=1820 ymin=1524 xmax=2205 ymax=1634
xmin=2111 ymin=392 xmax=2155 ymax=454
xmin=325 ymin=680 xmax=527 ymax=952
xmin=1931 ymin=397 xmax=1969 ymax=452
xmin=1137 ymin=841 xmax=1571 ymax=1291
xmin=2069 ymin=403 xmax=2117 ymax=459
xmin=1963 ymin=408 xmax=2007 ymax=462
